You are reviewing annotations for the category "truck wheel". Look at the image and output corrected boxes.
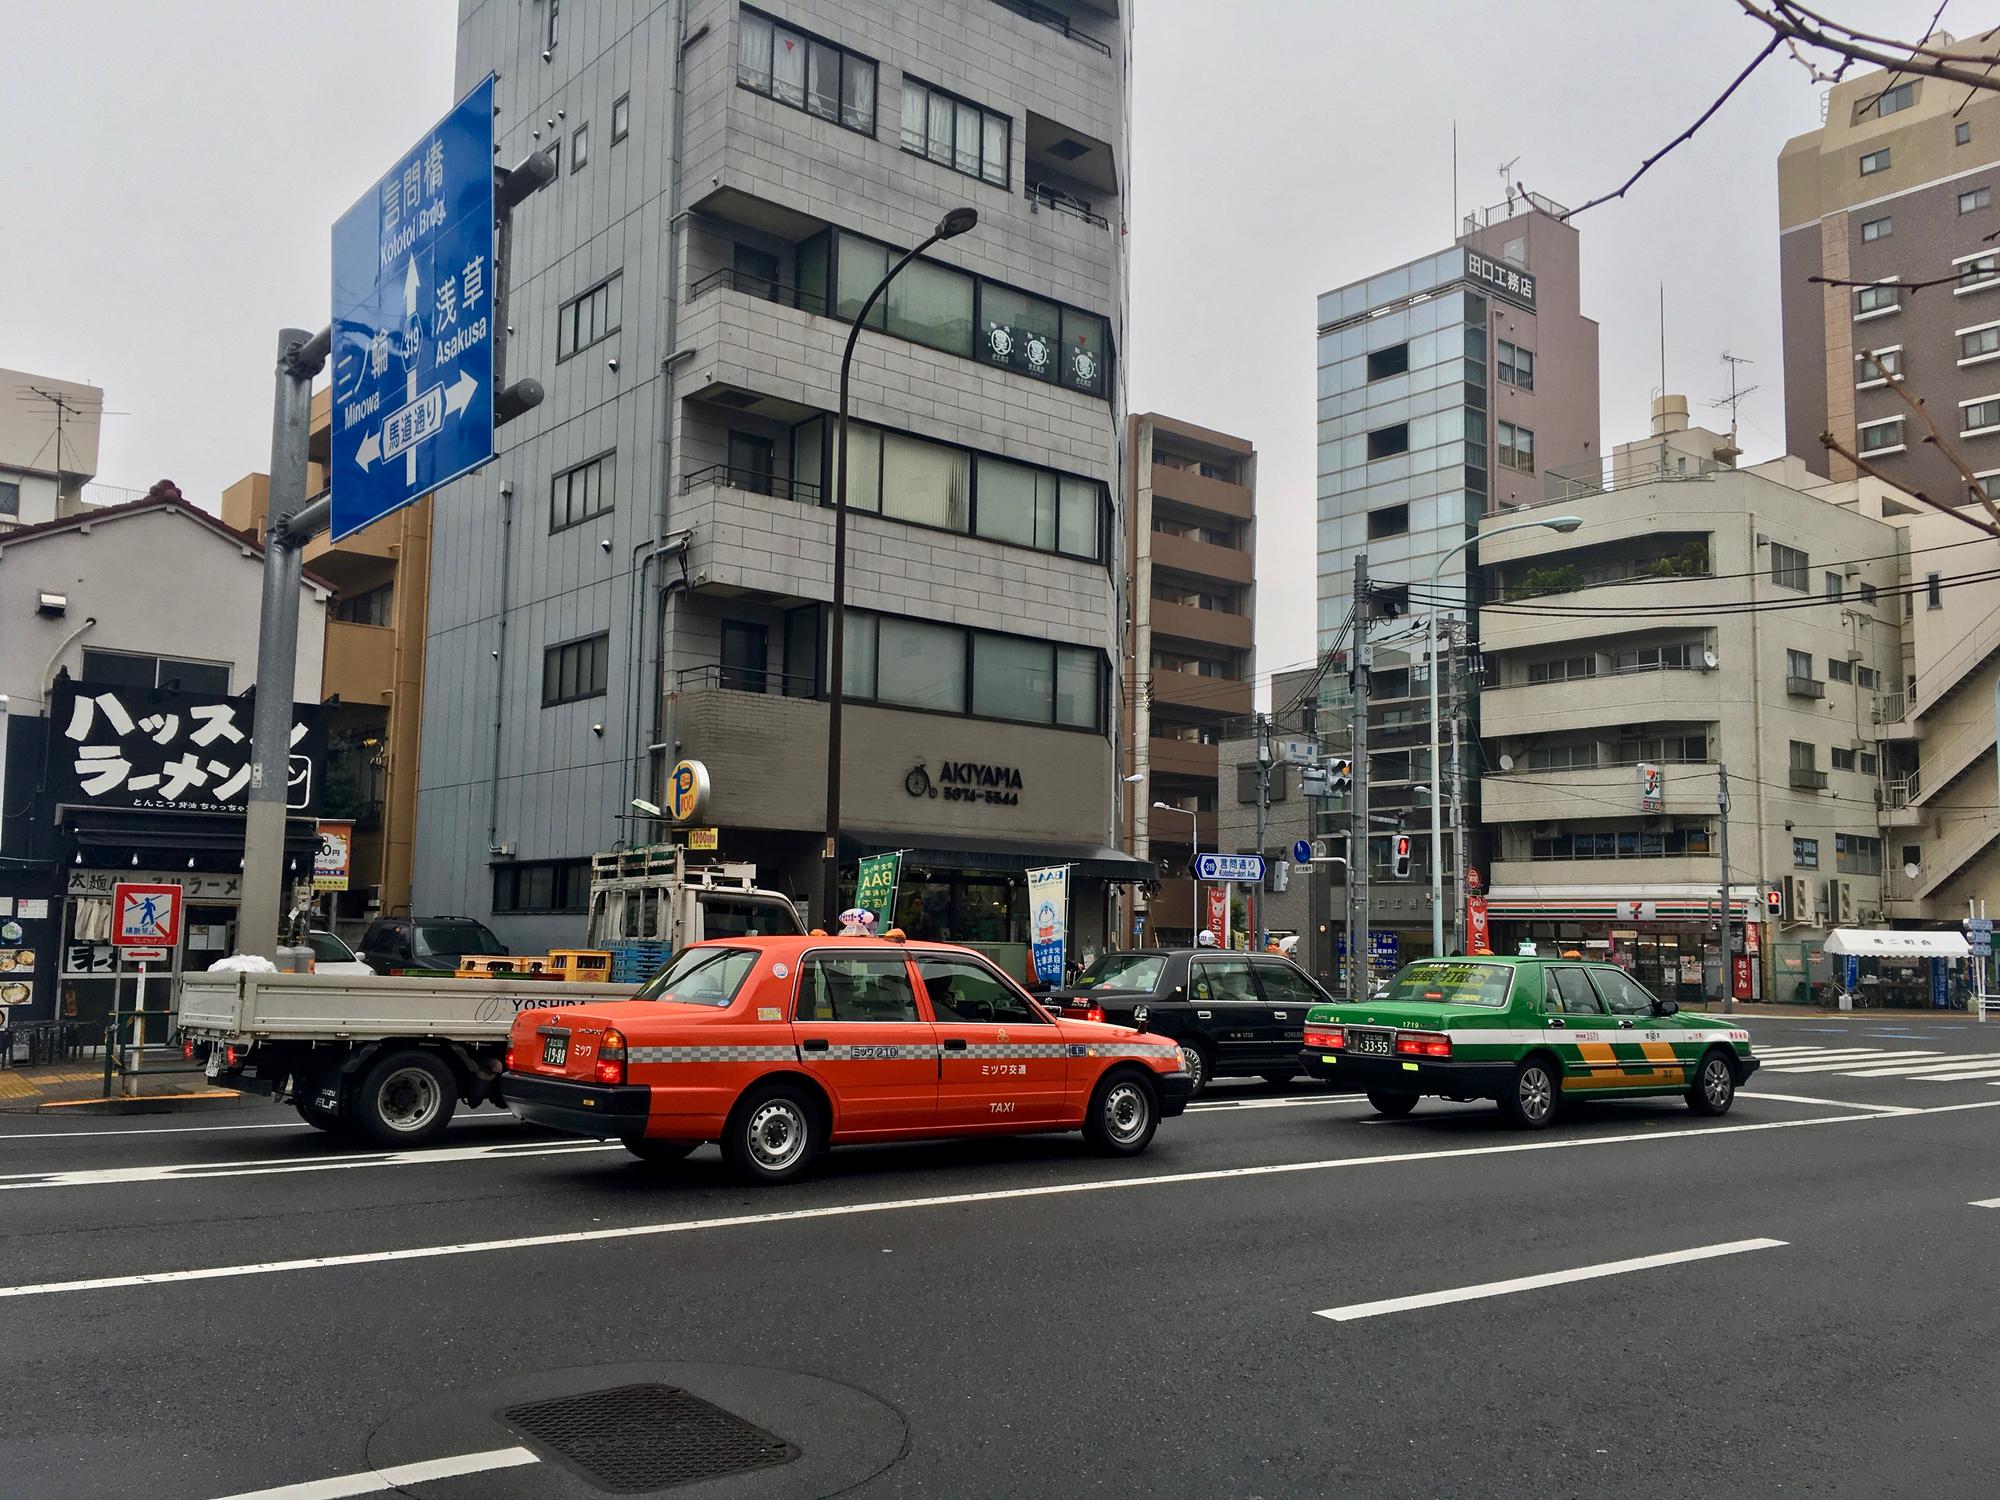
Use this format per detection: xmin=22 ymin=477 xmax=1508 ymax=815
xmin=352 ymin=1049 xmax=458 ymax=1149
xmin=294 ymin=1100 xmax=344 ymax=1134
xmin=722 ymin=1083 xmax=819 ymax=1184
xmin=624 ymin=1138 xmax=698 ymax=1167
xmin=1083 ymin=1070 xmax=1159 ymax=1156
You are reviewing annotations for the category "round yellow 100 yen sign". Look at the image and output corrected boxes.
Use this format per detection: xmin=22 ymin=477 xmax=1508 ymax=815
xmin=667 ymin=759 xmax=711 ymax=822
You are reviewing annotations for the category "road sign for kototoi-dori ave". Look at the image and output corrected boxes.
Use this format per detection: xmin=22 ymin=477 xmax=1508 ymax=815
xmin=1194 ymin=853 xmax=1266 ymax=883
xmin=329 ymin=75 xmax=497 ymax=542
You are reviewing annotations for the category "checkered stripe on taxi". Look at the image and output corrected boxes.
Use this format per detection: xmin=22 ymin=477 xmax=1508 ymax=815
xmin=957 ymin=1042 xmax=1071 ymax=1058
xmin=1077 ymin=1041 xmax=1183 ymax=1060
xmin=627 ymin=1044 xmax=801 ymax=1063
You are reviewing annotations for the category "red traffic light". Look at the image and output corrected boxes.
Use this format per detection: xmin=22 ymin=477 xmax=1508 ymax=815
xmin=1765 ymin=887 xmax=1783 ymax=914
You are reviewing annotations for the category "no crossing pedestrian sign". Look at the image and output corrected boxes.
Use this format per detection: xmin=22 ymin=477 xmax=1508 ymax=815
xmin=329 ymin=75 xmax=497 ymax=542
xmin=112 ymin=882 xmax=182 ymax=951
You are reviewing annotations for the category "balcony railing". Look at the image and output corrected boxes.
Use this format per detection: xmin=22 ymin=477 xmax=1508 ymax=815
xmin=681 ymin=463 xmax=822 ymax=505
xmin=687 ymin=265 xmax=827 ymax=315
xmin=1786 ymin=675 xmax=1826 ymax=699
xmin=989 ymin=0 xmax=1112 ymax=56
xmin=1026 ymin=181 xmax=1109 ymax=228
xmin=675 ymin=663 xmax=821 ymax=697
xmin=1538 ymin=448 xmax=1725 ymax=506
xmin=1881 ymin=772 xmax=1920 ymax=808
xmin=1790 ymin=767 xmax=1830 ymax=790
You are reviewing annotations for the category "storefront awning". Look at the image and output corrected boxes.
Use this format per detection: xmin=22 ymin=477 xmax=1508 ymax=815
xmin=63 ymin=807 xmax=321 ymax=858
xmin=1824 ymin=927 xmax=1971 ymax=958
xmin=840 ymin=829 xmax=1155 ymax=881
xmin=1484 ymin=883 xmax=1759 ymax=921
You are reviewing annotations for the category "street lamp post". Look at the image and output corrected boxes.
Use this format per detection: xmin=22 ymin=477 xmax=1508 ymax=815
xmin=821 ymin=208 xmax=979 ymax=927
xmin=1425 ymin=514 xmax=1582 ymax=958
xmin=1152 ymin=800 xmax=1200 ymax=943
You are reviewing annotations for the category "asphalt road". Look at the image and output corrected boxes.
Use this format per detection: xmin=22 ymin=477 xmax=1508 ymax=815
xmin=4 ymin=1013 xmax=1999 ymax=1499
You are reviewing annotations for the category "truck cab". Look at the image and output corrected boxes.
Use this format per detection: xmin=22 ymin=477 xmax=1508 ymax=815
xmin=586 ymin=846 xmax=802 ymax=983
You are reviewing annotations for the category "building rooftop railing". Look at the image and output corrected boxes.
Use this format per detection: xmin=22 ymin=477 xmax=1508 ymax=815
xmin=681 ymin=463 xmax=822 ymax=505
xmin=989 ymin=0 xmax=1112 ymax=56
xmin=1534 ymin=448 xmax=1727 ymax=507
xmin=1461 ymin=189 xmax=1572 ymax=232
xmin=687 ymin=266 xmax=827 ymax=316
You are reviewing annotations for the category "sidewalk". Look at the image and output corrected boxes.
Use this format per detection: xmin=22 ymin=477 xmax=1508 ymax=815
xmin=0 ymin=1050 xmax=254 ymax=1115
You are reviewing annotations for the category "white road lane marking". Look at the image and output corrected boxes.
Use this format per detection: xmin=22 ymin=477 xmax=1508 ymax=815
xmin=1763 ymin=1053 xmax=1950 ymax=1073
xmin=213 ymin=1445 xmax=539 ymax=1499
xmin=0 ymin=1138 xmax=615 ymax=1192
xmin=0 ymin=1122 xmax=309 ymax=1142
xmin=1741 ymin=1091 xmax=1918 ymax=1114
xmin=6 ymin=1098 xmax=1998 ymax=1303
xmin=1836 ymin=1055 xmax=2000 ymax=1076
xmin=1972 ymin=1198 xmax=2000 ymax=1209
xmin=1311 ymin=1238 xmax=1787 ymax=1322
xmin=1186 ymin=1095 xmax=1351 ymax=1112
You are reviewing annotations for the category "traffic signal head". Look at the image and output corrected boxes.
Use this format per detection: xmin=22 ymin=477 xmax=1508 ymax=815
xmin=1765 ymin=887 xmax=1783 ymax=916
xmin=1391 ymin=833 xmax=1412 ymax=879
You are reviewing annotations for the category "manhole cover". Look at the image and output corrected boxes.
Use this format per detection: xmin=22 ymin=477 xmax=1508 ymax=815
xmin=504 ymin=1382 xmax=800 ymax=1493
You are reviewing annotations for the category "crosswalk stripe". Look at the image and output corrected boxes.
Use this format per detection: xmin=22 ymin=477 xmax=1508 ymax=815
xmin=1838 ymin=1055 xmax=2000 ymax=1077
xmin=1757 ymin=1049 xmax=1906 ymax=1063
xmin=1917 ymin=1067 xmax=2000 ymax=1082
xmin=1763 ymin=1054 xmax=1949 ymax=1073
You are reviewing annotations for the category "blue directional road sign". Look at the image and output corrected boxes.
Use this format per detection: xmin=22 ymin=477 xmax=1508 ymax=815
xmin=1292 ymin=839 xmax=1314 ymax=866
xmin=330 ymin=75 xmax=497 ymax=542
xmin=1194 ymin=853 xmax=1266 ymax=883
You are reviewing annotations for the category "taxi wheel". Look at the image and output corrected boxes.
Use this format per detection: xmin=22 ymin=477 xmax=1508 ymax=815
xmin=1084 ymin=1071 xmax=1159 ymax=1156
xmin=1177 ymin=1042 xmax=1211 ymax=1099
xmin=352 ymin=1049 xmax=458 ymax=1149
xmin=1365 ymin=1091 xmax=1418 ymax=1118
xmin=1501 ymin=1058 xmax=1560 ymax=1130
xmin=623 ymin=1138 xmax=699 ymax=1167
xmin=1688 ymin=1051 xmax=1737 ymax=1116
xmin=724 ymin=1084 xmax=820 ymax=1184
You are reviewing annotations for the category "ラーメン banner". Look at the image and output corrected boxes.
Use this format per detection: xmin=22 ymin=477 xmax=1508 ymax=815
xmin=1028 ymin=865 xmax=1069 ymax=984
xmin=853 ymin=852 xmax=902 ymax=932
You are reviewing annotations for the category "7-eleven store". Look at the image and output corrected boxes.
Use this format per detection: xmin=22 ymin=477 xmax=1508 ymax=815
xmin=1484 ymin=884 xmax=1765 ymax=1005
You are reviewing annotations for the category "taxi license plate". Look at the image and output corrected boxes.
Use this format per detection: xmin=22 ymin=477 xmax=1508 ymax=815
xmin=1351 ymin=1029 xmax=1394 ymax=1057
xmin=541 ymin=1035 xmax=568 ymax=1067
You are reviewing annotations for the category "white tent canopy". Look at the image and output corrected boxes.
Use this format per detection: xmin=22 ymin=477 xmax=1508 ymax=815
xmin=1823 ymin=927 xmax=1971 ymax=959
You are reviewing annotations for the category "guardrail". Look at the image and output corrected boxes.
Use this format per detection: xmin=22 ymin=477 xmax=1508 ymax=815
xmin=686 ymin=266 xmax=828 ymax=315
xmin=990 ymin=0 xmax=1112 ymax=55
xmin=680 ymin=462 xmax=822 ymax=504
xmin=1026 ymin=182 xmax=1108 ymax=228
xmin=674 ymin=663 xmax=822 ymax=696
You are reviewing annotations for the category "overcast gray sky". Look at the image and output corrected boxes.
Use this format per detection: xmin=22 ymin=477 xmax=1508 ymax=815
xmin=5 ymin=1 xmax=1941 ymax=686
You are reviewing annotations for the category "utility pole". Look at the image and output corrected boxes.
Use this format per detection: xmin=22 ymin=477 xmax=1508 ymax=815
xmin=1717 ymin=763 xmax=1734 ymax=1015
xmin=1347 ymin=553 xmax=1371 ymax=1002
xmin=1447 ymin=637 xmax=1466 ymax=956
xmin=1253 ymin=711 xmax=1270 ymax=950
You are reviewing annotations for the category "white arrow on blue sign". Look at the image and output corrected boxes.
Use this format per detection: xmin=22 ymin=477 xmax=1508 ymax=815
xmin=1292 ymin=839 xmax=1314 ymax=865
xmin=329 ymin=75 xmax=498 ymax=543
xmin=1194 ymin=853 xmax=1266 ymax=883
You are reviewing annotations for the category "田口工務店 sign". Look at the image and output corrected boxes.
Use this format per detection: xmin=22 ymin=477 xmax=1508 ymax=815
xmin=1466 ymin=250 xmax=1535 ymax=310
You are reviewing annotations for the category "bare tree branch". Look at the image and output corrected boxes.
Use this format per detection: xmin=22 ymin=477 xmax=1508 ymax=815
xmin=1742 ymin=1 xmax=2000 ymax=95
xmin=1821 ymin=430 xmax=2000 ymax=537
xmin=1854 ymin=0 xmax=1950 ymax=113
xmin=1855 ymin=349 xmax=2000 ymax=527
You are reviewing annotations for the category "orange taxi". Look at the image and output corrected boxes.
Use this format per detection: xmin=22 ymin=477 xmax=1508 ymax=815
xmin=500 ymin=933 xmax=1193 ymax=1182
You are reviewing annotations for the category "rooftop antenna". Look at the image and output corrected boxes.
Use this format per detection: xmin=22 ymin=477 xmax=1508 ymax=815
xmin=1452 ymin=120 xmax=1459 ymax=238
xmin=1709 ymin=352 xmax=1761 ymax=464
xmin=1499 ymin=156 xmax=1521 ymax=212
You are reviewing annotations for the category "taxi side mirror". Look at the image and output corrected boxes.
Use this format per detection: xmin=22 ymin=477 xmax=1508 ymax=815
xmin=1652 ymin=998 xmax=1679 ymax=1017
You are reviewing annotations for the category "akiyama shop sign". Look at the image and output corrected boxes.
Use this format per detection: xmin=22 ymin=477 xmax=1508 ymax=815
xmin=51 ymin=680 xmax=326 ymax=816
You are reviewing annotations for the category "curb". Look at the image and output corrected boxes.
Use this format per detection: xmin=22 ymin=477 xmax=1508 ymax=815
xmin=35 ymin=1090 xmax=255 ymax=1117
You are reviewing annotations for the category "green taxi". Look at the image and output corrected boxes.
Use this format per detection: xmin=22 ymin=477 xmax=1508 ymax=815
xmin=1298 ymin=956 xmax=1759 ymax=1128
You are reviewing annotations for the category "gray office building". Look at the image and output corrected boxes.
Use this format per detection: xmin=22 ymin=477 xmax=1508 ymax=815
xmin=417 ymin=0 xmax=1137 ymax=949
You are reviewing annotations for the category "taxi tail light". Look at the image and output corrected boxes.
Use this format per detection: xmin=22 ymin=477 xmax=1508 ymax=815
xmin=595 ymin=1027 xmax=628 ymax=1085
xmin=1395 ymin=1031 xmax=1451 ymax=1058
xmin=1303 ymin=1027 xmax=1344 ymax=1050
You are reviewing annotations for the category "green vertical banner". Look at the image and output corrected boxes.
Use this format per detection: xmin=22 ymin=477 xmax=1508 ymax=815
xmin=854 ymin=852 xmax=902 ymax=932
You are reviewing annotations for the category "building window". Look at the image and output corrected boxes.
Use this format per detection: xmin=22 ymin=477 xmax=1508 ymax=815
xmin=557 ymin=273 xmax=621 ymax=359
xmin=1768 ymin=542 xmax=1809 ymax=593
xmin=1789 ymin=740 xmax=1817 ymax=773
xmin=737 ymin=8 xmax=876 ymax=133
xmin=727 ymin=431 xmax=776 ymax=495
xmin=1927 ymin=571 xmax=1943 ymax=608
xmin=551 ymin=451 xmax=615 ymax=530
xmin=1614 ymin=731 xmax=1707 ymax=765
xmin=1828 ymin=656 xmax=1854 ymax=683
xmin=0 ymin=479 xmax=17 ymax=516
xmin=1859 ymin=582 xmax=1878 ymax=605
xmin=1497 ymin=340 xmax=1535 ymax=389
xmin=1961 ymin=326 xmax=2000 ymax=364
xmin=1963 ymin=397 xmax=2000 ymax=434
xmin=1786 ymin=648 xmax=1816 ymax=682
xmin=1611 ymin=642 xmax=1699 ymax=673
xmin=1525 ymin=827 xmax=1710 ymax=861
xmin=1366 ymin=504 xmax=1409 ymax=539
xmin=839 ymin=609 xmax=1103 ymax=731
xmin=1962 ymin=186 xmax=1993 ymax=215
xmin=1527 ymin=742 xmax=1597 ymax=771
xmin=547 ymin=0 xmax=560 ymax=48
xmin=570 ymin=123 xmax=589 ymax=172
xmin=493 ymin=858 xmax=590 ymax=914
xmin=1959 ymin=254 xmax=2000 ymax=291
xmin=1856 ymin=664 xmax=1878 ymax=688
xmin=1856 ymin=346 xmax=1901 ymax=382
xmin=792 ymin=414 xmax=1104 ymax=561
xmin=1861 ymin=216 xmax=1892 ymax=241
xmin=798 ymin=228 xmax=1111 ymax=398
xmin=900 ymin=78 xmax=1009 ymax=187
xmin=80 ymin=649 xmax=230 ymax=694
xmin=1859 ymin=148 xmax=1891 ymax=175
xmin=1958 ymin=121 xmax=1973 ymax=146
xmin=1855 ymin=282 xmax=1900 ymax=316
xmin=1836 ymin=833 xmax=1883 ymax=874
xmin=1366 ymin=423 xmax=1410 ymax=460
xmin=1498 ymin=420 xmax=1535 ymax=473
xmin=1366 ymin=343 xmax=1408 ymax=381
xmin=720 ymin=620 xmax=770 ymax=692
xmin=1794 ymin=836 xmax=1819 ymax=869
xmin=1857 ymin=418 xmax=1903 ymax=454
xmin=1857 ymin=81 xmax=1915 ymax=119
xmin=542 ymin=633 xmax=609 ymax=706
xmin=1860 ymin=750 xmax=1879 ymax=774
xmin=334 ymin=582 xmax=394 ymax=626
xmin=1526 ymin=655 xmax=1597 ymax=685
xmin=611 ymin=94 xmax=630 ymax=144
xmin=1831 ymin=747 xmax=1857 ymax=771
xmin=1824 ymin=572 xmax=1844 ymax=599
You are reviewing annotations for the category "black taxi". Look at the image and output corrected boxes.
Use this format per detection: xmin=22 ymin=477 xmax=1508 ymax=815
xmin=1047 ymin=947 xmax=1332 ymax=1097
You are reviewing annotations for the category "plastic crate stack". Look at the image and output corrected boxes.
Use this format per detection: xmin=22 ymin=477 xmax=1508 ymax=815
xmin=608 ymin=939 xmax=673 ymax=987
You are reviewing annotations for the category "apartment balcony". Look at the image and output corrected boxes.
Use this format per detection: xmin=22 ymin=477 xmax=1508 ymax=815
xmin=1151 ymin=462 xmax=1252 ymax=521
xmin=1785 ymin=675 xmax=1826 ymax=700
xmin=303 ymin=517 xmax=398 ymax=572
xmin=1149 ymin=599 xmax=1253 ymax=651
xmin=1150 ymin=530 xmax=1253 ymax=587
xmin=1481 ymin=669 xmax=1719 ymax=738
xmin=1789 ymin=768 xmax=1829 ymax=791
xmin=1147 ymin=736 xmax=1218 ymax=780
xmin=1151 ymin=669 xmax=1249 ymax=717
xmin=1482 ymin=764 xmax=1712 ymax=825
xmin=322 ymin=620 xmax=395 ymax=707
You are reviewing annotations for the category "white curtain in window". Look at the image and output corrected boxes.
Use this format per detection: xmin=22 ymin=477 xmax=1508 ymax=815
xmin=981 ymin=113 xmax=1009 ymax=185
xmin=900 ymin=82 xmax=926 ymax=151
xmin=927 ymin=90 xmax=952 ymax=163
xmin=772 ymin=25 xmax=806 ymax=105
xmin=807 ymin=41 xmax=840 ymax=119
xmin=955 ymin=101 xmax=981 ymax=175
xmin=738 ymin=11 xmax=773 ymax=86
xmin=842 ymin=56 xmax=875 ymax=130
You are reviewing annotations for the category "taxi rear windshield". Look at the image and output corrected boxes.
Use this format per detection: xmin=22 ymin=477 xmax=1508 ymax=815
xmin=1383 ymin=962 xmax=1514 ymax=1008
xmin=634 ymin=946 xmax=757 ymax=1006
xmin=1075 ymin=953 xmax=1166 ymax=991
